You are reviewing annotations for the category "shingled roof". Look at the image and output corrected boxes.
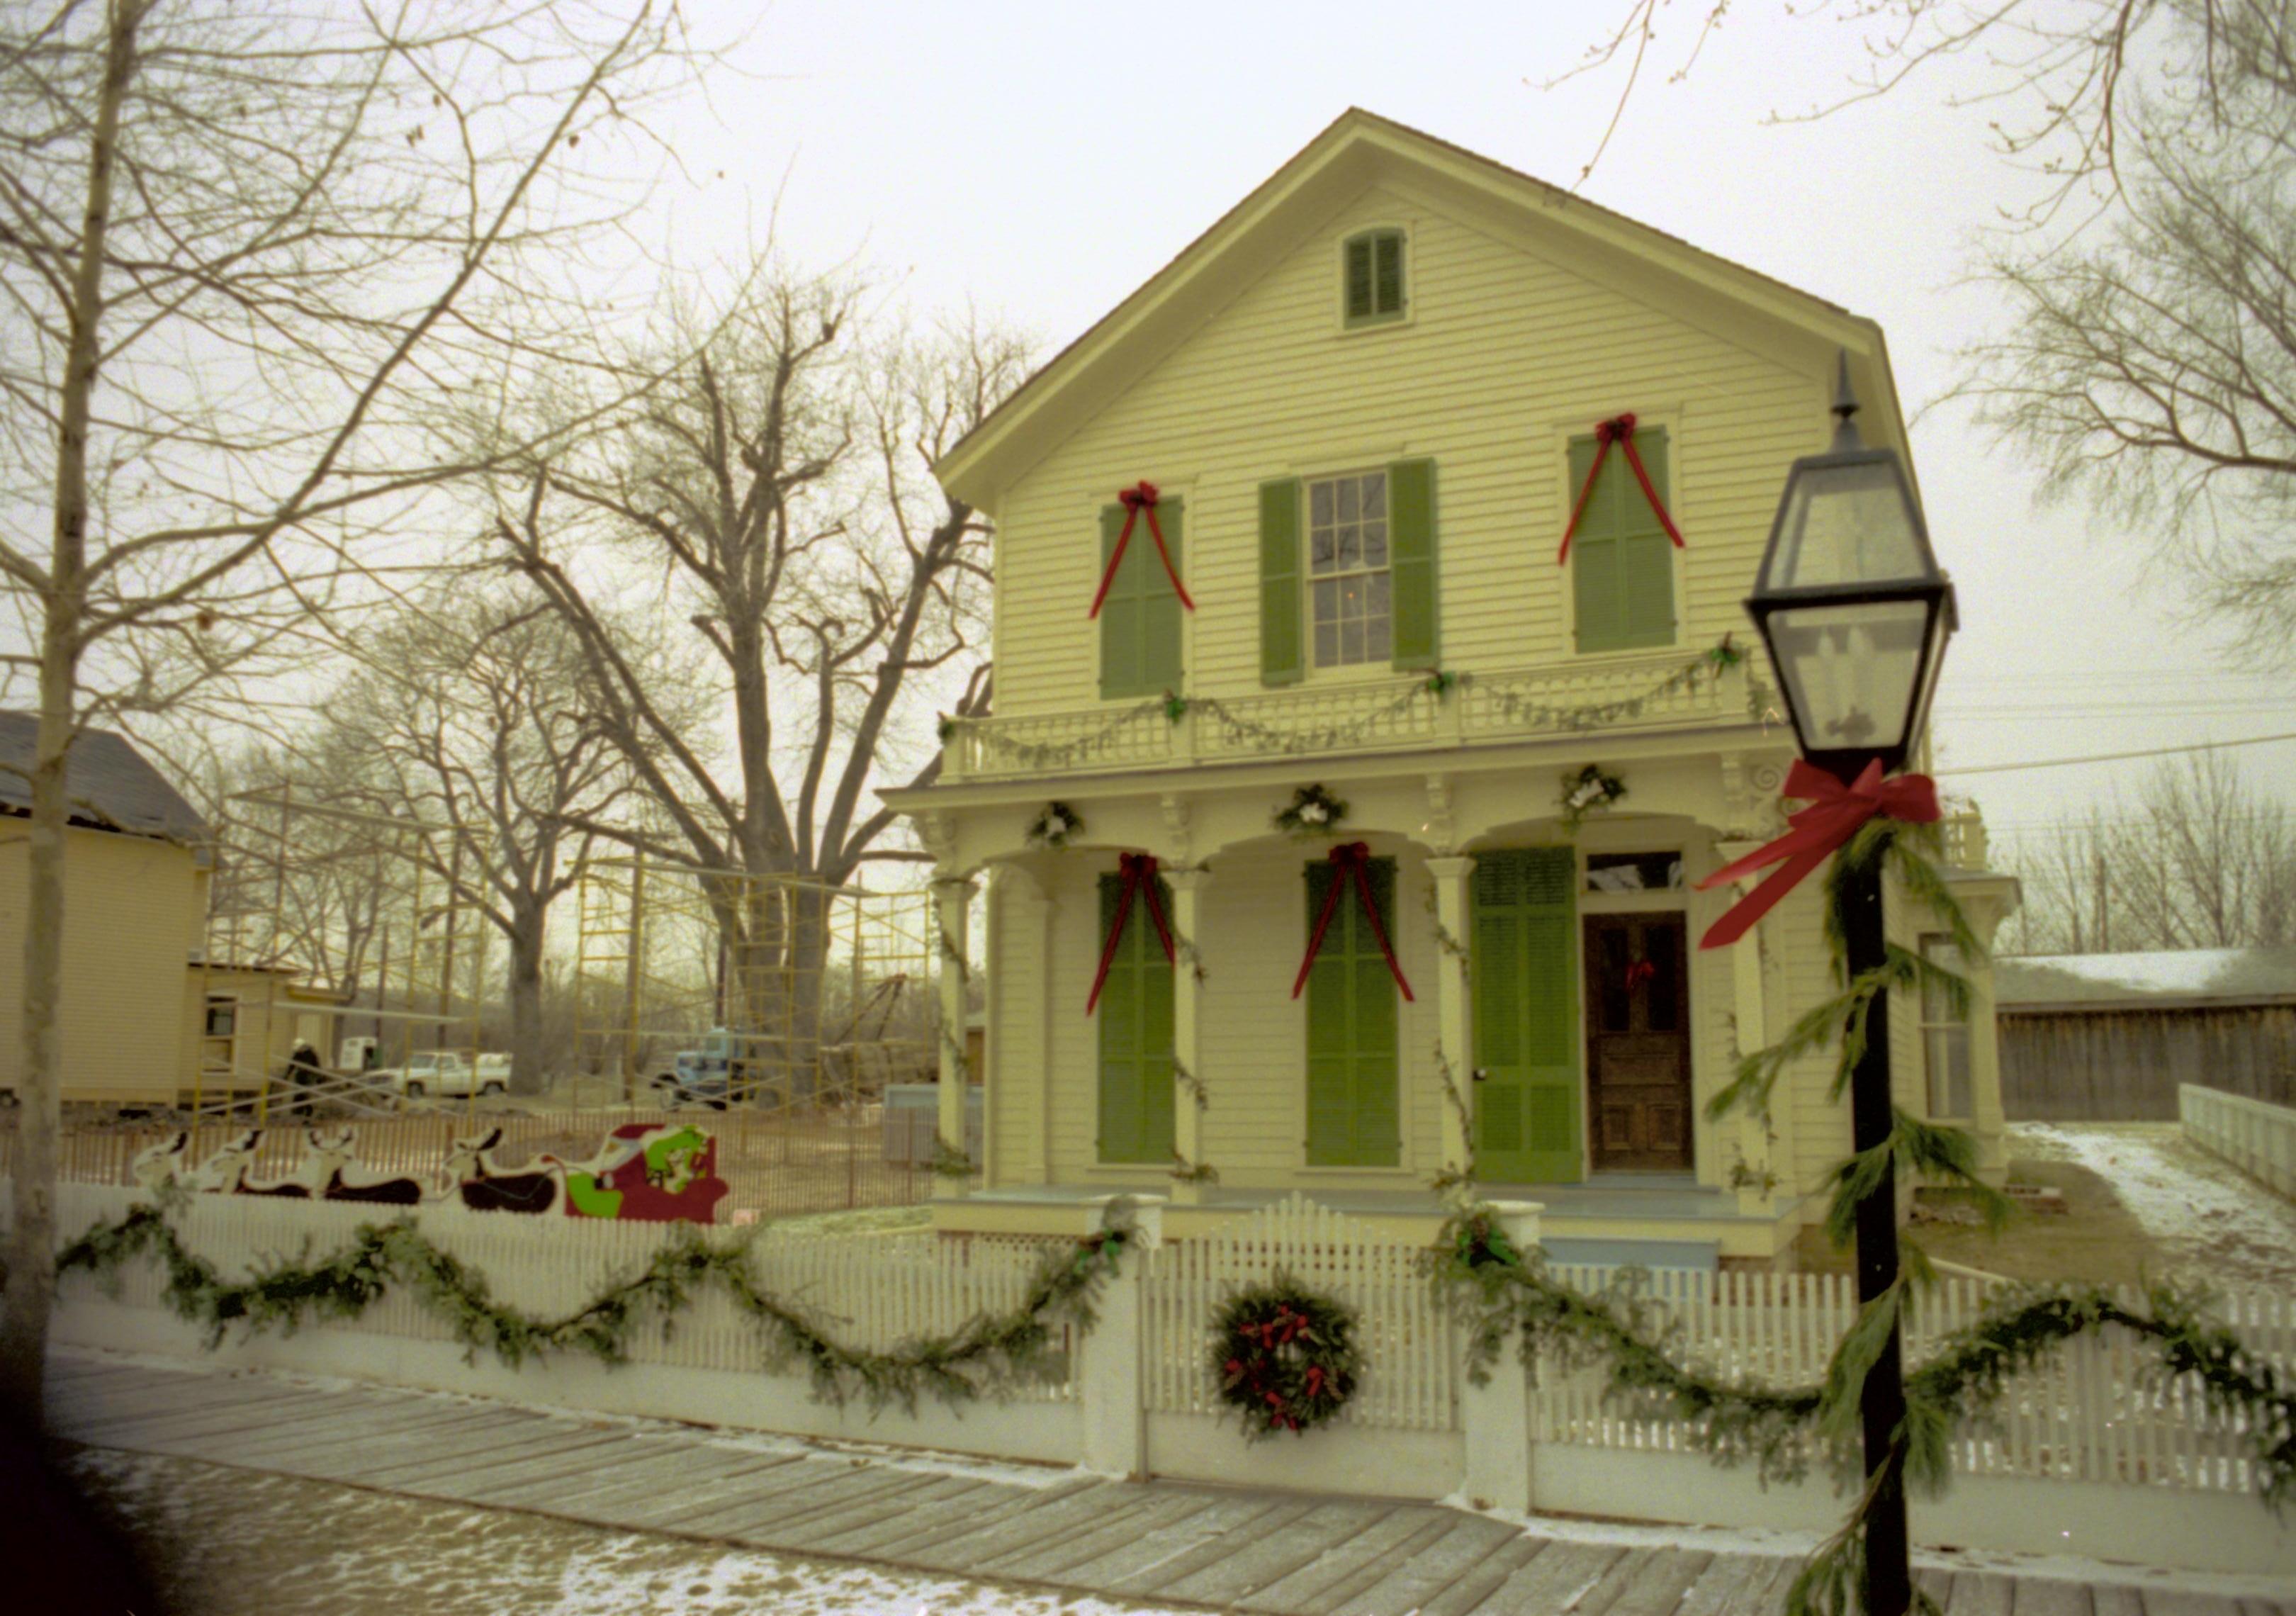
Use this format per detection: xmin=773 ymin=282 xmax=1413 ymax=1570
xmin=0 ymin=712 xmax=210 ymax=844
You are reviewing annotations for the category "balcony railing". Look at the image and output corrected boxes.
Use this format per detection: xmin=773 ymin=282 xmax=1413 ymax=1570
xmin=941 ymin=650 xmax=1766 ymax=784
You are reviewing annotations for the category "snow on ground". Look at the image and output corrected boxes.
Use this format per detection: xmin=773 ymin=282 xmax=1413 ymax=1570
xmin=64 ymin=1449 xmax=1199 ymax=1616
xmin=2013 ymin=1121 xmax=2296 ymax=1288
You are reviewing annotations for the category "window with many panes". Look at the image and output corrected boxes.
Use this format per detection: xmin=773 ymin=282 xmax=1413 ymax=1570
xmin=1344 ymin=229 xmax=1405 ymax=326
xmin=1309 ymin=470 xmax=1390 ymax=666
xmin=1919 ymin=933 xmax=1973 ymax=1119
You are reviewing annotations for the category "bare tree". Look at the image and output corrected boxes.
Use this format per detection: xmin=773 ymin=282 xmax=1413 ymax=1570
xmin=0 ymin=0 xmax=692 ymax=1425
xmin=1961 ymin=6 xmax=2296 ymax=663
xmin=2001 ymin=751 xmax=2296 ymax=953
xmin=1556 ymin=1 xmax=2256 ymax=213
xmin=497 ymin=277 xmax=1028 ymax=1087
xmin=312 ymin=591 xmax=626 ymax=1096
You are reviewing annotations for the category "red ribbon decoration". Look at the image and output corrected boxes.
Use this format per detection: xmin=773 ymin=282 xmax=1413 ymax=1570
xmin=1086 ymin=852 xmax=1177 ymax=1015
xmin=1292 ymin=843 xmax=1414 ymax=1002
xmin=1694 ymin=759 xmax=1942 ymax=950
xmin=1087 ymin=481 xmax=1195 ymax=619
xmin=1623 ymin=959 xmax=1656 ymax=994
xmin=1556 ymin=413 xmax=1687 ymax=566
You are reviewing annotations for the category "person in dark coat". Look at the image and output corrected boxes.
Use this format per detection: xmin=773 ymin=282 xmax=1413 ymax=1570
xmin=284 ymin=1043 xmax=324 ymax=1119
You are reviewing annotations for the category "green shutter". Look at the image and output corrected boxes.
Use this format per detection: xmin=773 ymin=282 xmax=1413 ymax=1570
xmin=1388 ymin=458 xmax=1437 ymax=668
xmin=1096 ymin=872 xmax=1174 ymax=1164
xmin=1375 ymin=232 xmax=1403 ymax=315
xmin=1345 ymin=236 xmax=1373 ymax=322
xmin=1100 ymin=498 xmax=1185 ymax=700
xmin=1471 ymin=849 xmax=1581 ymax=1183
xmin=1570 ymin=426 xmax=1677 ymax=654
xmin=1303 ymin=858 xmax=1402 ymax=1167
xmin=1259 ymin=478 xmax=1304 ymax=686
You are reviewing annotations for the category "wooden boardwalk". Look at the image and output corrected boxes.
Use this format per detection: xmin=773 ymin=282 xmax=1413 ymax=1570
xmin=43 ymin=1350 xmax=2293 ymax=1616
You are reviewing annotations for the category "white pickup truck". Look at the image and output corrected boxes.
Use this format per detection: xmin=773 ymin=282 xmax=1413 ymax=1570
xmin=374 ymin=1051 xmax=510 ymax=1101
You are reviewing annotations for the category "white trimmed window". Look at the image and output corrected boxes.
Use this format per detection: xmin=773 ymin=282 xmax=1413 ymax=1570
xmin=1919 ymin=934 xmax=1973 ymax=1120
xmin=1308 ymin=470 xmax=1391 ymax=667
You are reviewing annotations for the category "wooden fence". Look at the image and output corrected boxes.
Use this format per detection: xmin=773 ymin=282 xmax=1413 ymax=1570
xmin=1999 ymin=1004 xmax=2296 ymax=1120
xmin=18 ymin=1184 xmax=2296 ymax=1571
xmin=2183 ymin=1083 xmax=2296 ymax=1199
xmin=1534 ymin=1264 xmax=2296 ymax=1495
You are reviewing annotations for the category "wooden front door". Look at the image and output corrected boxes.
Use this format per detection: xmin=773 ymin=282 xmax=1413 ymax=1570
xmin=1583 ymin=912 xmax=1692 ymax=1171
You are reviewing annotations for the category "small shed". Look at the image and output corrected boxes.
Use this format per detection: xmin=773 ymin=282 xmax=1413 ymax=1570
xmin=1994 ymin=948 xmax=2296 ymax=1120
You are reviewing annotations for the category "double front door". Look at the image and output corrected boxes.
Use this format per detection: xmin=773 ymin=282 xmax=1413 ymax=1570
xmin=1471 ymin=851 xmax=1693 ymax=1182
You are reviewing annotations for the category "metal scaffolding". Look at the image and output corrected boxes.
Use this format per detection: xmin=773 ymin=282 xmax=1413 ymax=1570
xmin=573 ymin=855 xmax=938 ymax=1111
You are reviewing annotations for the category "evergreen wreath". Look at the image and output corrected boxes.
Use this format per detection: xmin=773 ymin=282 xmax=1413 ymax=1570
xmin=1558 ymin=763 xmax=1627 ymax=826
xmin=55 ymin=1197 xmax=1132 ymax=1415
xmin=1273 ymin=782 xmax=1347 ymax=838
xmin=1023 ymin=802 xmax=1083 ymax=851
xmin=1210 ymin=1274 xmax=1361 ymax=1439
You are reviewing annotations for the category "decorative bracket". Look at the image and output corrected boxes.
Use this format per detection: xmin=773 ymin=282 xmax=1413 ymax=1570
xmin=1423 ymin=773 xmax=1456 ymax=854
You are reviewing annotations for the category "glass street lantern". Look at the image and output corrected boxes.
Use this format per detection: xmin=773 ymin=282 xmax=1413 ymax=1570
xmin=1749 ymin=354 xmax=1956 ymax=782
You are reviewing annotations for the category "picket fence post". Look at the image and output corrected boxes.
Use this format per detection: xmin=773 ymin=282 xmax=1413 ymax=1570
xmin=1081 ymin=1193 xmax=1165 ymax=1478
xmin=1458 ymin=1200 xmax=1545 ymax=1512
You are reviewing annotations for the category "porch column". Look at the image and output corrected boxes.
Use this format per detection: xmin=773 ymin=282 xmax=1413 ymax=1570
xmin=1713 ymin=841 xmax=1782 ymax=1217
xmin=1426 ymin=855 xmax=1478 ymax=1179
xmin=933 ymin=872 xmax=978 ymax=1199
xmin=1166 ymin=865 xmax=1210 ymax=1206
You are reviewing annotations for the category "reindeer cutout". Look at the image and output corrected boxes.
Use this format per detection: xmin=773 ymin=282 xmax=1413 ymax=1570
xmin=203 ymin=1130 xmax=310 ymax=1198
xmin=443 ymin=1127 xmax=558 ymax=1214
xmin=303 ymin=1128 xmax=423 ymax=1206
xmin=130 ymin=1131 xmax=190 ymax=1191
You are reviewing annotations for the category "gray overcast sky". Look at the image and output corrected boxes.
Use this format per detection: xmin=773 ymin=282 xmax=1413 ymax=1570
xmin=658 ymin=0 xmax=2296 ymax=853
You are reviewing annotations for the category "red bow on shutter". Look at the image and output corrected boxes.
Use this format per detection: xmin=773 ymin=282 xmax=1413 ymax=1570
xmin=1694 ymin=759 xmax=1941 ymax=950
xmin=1556 ymin=413 xmax=1687 ymax=566
xmin=1293 ymin=843 xmax=1414 ymax=1001
xmin=1087 ymin=481 xmax=1195 ymax=619
xmin=1086 ymin=853 xmax=1177 ymax=1015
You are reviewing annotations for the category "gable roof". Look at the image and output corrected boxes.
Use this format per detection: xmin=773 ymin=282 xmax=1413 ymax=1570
xmin=0 ymin=712 xmax=210 ymax=844
xmin=1996 ymin=948 xmax=2296 ymax=1012
xmin=936 ymin=107 xmax=1910 ymax=510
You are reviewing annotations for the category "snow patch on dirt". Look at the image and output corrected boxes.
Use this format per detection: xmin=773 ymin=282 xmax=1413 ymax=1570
xmin=2013 ymin=1122 xmax=2296 ymax=1287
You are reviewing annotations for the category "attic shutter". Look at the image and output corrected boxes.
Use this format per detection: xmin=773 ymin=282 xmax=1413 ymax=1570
xmin=1387 ymin=458 xmax=1437 ymax=668
xmin=1099 ymin=496 xmax=1185 ymax=699
xmin=1096 ymin=872 xmax=1175 ymax=1164
xmin=1259 ymin=478 xmax=1304 ymax=685
xmin=1303 ymin=858 xmax=1402 ymax=1167
xmin=1345 ymin=236 xmax=1375 ymax=322
xmin=1570 ymin=426 xmax=1677 ymax=654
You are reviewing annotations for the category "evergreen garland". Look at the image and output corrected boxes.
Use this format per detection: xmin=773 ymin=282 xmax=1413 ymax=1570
xmin=55 ymin=1198 xmax=1132 ymax=1415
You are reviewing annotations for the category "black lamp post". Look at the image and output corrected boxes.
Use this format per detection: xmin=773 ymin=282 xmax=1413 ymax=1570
xmin=1747 ymin=353 xmax=1956 ymax=1616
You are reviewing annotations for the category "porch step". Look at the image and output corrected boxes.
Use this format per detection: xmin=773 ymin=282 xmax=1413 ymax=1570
xmin=1541 ymin=1236 xmax=1718 ymax=1272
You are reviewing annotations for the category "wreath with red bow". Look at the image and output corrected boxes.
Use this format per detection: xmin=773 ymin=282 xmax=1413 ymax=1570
xmin=1209 ymin=1274 xmax=1362 ymax=1440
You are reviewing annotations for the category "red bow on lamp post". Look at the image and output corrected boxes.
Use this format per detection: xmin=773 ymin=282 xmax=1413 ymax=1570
xmin=1087 ymin=481 xmax=1195 ymax=619
xmin=1293 ymin=843 xmax=1414 ymax=1001
xmin=1557 ymin=413 xmax=1687 ymax=566
xmin=1086 ymin=853 xmax=1177 ymax=1014
xmin=1694 ymin=759 xmax=1942 ymax=950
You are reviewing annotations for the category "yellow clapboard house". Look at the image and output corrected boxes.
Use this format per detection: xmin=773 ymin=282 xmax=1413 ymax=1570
xmin=887 ymin=111 xmax=2020 ymax=1269
xmin=0 ymin=714 xmax=338 ymax=1111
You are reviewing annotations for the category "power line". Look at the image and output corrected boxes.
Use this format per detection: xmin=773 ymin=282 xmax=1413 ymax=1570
xmin=1937 ymin=730 xmax=2296 ymax=777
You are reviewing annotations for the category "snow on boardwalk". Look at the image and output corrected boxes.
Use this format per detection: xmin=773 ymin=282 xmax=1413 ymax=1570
xmin=2017 ymin=1121 xmax=2296 ymax=1288
xmin=43 ymin=1349 xmax=2296 ymax=1616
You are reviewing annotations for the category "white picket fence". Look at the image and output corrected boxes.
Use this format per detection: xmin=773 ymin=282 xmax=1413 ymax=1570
xmin=16 ymin=1182 xmax=2296 ymax=1572
xmin=1142 ymin=1194 xmax=1460 ymax=1432
xmin=2183 ymin=1082 xmax=2296 ymax=1199
xmin=1531 ymin=1265 xmax=2296 ymax=1496
xmin=39 ymin=1183 xmax=1077 ymax=1403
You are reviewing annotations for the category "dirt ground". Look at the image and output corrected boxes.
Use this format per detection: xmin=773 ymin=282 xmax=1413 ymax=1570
xmin=49 ymin=1447 xmax=1186 ymax=1616
xmin=1901 ymin=1122 xmax=2296 ymax=1291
